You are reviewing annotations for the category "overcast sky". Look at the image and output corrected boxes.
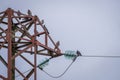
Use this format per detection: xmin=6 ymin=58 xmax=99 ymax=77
xmin=0 ymin=0 xmax=120 ymax=80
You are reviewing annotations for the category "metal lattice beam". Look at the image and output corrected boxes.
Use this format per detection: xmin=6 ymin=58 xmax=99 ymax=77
xmin=0 ymin=8 xmax=62 ymax=80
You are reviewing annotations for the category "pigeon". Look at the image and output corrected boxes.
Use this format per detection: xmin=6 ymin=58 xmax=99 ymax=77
xmin=76 ymin=50 xmax=82 ymax=56
xmin=41 ymin=20 xmax=44 ymax=24
xmin=56 ymin=41 xmax=60 ymax=47
xmin=28 ymin=9 xmax=32 ymax=16
xmin=17 ymin=10 xmax=21 ymax=19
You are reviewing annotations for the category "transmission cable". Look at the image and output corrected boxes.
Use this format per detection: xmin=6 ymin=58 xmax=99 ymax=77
xmin=15 ymin=56 xmax=77 ymax=78
xmin=40 ymin=55 xmax=120 ymax=78
xmin=80 ymin=55 xmax=120 ymax=58
xmin=15 ymin=52 xmax=120 ymax=78
xmin=41 ymin=60 xmax=75 ymax=78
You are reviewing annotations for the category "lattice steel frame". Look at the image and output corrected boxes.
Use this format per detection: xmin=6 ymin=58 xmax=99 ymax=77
xmin=0 ymin=8 xmax=62 ymax=80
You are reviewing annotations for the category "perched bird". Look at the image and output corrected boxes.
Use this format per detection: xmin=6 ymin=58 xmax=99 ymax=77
xmin=17 ymin=10 xmax=22 ymax=20
xmin=41 ymin=20 xmax=44 ymax=24
xmin=27 ymin=9 xmax=32 ymax=16
xmin=54 ymin=41 xmax=60 ymax=50
xmin=76 ymin=50 xmax=82 ymax=56
xmin=56 ymin=41 xmax=60 ymax=47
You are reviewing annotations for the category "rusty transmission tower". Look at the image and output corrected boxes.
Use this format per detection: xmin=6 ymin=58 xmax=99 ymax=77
xmin=0 ymin=8 xmax=63 ymax=80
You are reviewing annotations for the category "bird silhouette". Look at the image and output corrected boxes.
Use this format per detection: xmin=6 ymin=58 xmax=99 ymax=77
xmin=17 ymin=10 xmax=21 ymax=19
xmin=27 ymin=9 xmax=32 ymax=16
xmin=41 ymin=20 xmax=44 ymax=24
xmin=76 ymin=50 xmax=82 ymax=56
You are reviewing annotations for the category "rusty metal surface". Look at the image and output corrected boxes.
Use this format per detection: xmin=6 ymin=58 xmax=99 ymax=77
xmin=0 ymin=8 xmax=62 ymax=80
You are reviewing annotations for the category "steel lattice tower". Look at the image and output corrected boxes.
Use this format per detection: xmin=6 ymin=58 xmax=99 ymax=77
xmin=0 ymin=8 xmax=62 ymax=80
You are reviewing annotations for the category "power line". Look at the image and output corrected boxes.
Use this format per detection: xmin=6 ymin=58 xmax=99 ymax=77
xmin=15 ymin=61 xmax=75 ymax=78
xmin=15 ymin=56 xmax=77 ymax=78
xmin=15 ymin=54 xmax=120 ymax=79
xmin=42 ymin=55 xmax=120 ymax=78
xmin=80 ymin=55 xmax=120 ymax=58
xmin=42 ymin=61 xmax=74 ymax=78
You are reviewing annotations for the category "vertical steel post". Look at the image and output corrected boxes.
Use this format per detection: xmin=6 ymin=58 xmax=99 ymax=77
xmin=12 ymin=17 xmax=16 ymax=80
xmin=7 ymin=8 xmax=12 ymax=80
xmin=7 ymin=8 xmax=16 ymax=80
xmin=34 ymin=16 xmax=37 ymax=80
